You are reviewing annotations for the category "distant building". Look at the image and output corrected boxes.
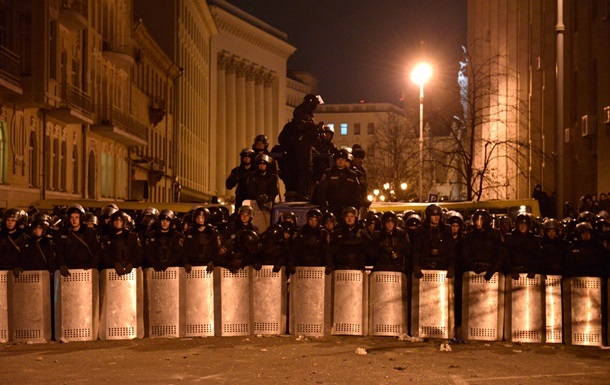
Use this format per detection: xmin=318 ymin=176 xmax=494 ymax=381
xmin=468 ymin=0 xmax=610 ymax=206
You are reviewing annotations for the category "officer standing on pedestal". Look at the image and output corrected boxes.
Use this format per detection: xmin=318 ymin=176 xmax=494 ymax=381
xmin=316 ymin=149 xmax=362 ymax=218
xmin=226 ymin=148 xmax=256 ymax=211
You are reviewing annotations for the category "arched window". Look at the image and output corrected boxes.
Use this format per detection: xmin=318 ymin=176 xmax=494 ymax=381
xmin=28 ymin=131 xmax=37 ymax=187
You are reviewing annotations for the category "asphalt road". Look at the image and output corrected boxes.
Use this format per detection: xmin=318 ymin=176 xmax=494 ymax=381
xmin=1 ymin=336 xmax=609 ymax=384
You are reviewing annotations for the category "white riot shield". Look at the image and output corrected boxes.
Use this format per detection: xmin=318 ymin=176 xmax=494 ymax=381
xmin=332 ymin=270 xmax=369 ymax=336
xmin=289 ymin=267 xmax=332 ymax=337
xmin=99 ymin=268 xmax=144 ymax=340
xmin=9 ymin=271 xmax=51 ymax=343
xmin=545 ymin=275 xmax=563 ymax=343
xmin=505 ymin=274 xmax=544 ymax=343
xmin=185 ymin=266 xmax=215 ymax=337
xmin=564 ymin=277 xmax=603 ymax=346
xmin=54 ymin=269 xmax=100 ymax=341
xmin=411 ymin=270 xmax=454 ymax=339
xmin=144 ymin=267 xmax=186 ymax=338
xmin=0 ymin=271 xmax=8 ymax=343
xmin=461 ymin=271 xmax=504 ymax=341
xmin=214 ymin=267 xmax=252 ymax=336
xmin=369 ymin=271 xmax=408 ymax=336
xmin=252 ymin=266 xmax=287 ymax=335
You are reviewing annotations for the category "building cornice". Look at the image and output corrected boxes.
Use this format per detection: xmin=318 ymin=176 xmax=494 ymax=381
xmin=194 ymin=0 xmax=219 ymax=36
xmin=209 ymin=5 xmax=296 ymax=60
xmin=133 ymin=19 xmax=181 ymax=76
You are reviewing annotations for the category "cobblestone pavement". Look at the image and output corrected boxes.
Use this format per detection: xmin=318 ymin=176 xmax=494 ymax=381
xmin=1 ymin=336 xmax=609 ymax=384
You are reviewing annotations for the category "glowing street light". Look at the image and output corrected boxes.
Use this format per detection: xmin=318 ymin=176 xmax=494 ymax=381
xmin=411 ymin=62 xmax=432 ymax=202
xmin=383 ymin=182 xmax=390 ymax=190
xmin=400 ymin=182 xmax=408 ymax=191
xmin=373 ymin=189 xmax=380 ymax=197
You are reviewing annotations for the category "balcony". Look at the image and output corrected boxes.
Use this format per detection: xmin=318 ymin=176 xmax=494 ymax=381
xmin=0 ymin=45 xmax=22 ymax=95
xmin=47 ymin=83 xmax=93 ymax=124
xmin=60 ymin=0 xmax=88 ymax=31
xmin=102 ymin=38 xmax=134 ymax=69
xmin=91 ymin=105 xmax=148 ymax=146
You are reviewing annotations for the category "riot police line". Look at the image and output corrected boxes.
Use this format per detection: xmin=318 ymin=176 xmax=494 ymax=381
xmin=0 ymin=201 xmax=609 ymax=346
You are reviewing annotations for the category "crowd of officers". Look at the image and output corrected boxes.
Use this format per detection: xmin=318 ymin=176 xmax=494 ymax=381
xmin=226 ymin=93 xmax=369 ymax=217
xmin=1 ymin=200 xmax=609 ymax=284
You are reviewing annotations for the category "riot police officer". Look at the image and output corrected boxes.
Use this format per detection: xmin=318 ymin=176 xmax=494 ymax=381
xmin=226 ymin=148 xmax=256 ymax=210
xmin=326 ymin=207 xmax=374 ymax=273
xmin=412 ymin=204 xmax=456 ymax=279
xmin=55 ymin=204 xmax=100 ymax=276
xmin=144 ymin=209 xmax=184 ymax=271
xmin=255 ymin=224 xmax=288 ymax=272
xmin=290 ymin=209 xmax=325 ymax=271
xmin=217 ymin=229 xmax=261 ymax=273
xmin=503 ymin=213 xmax=542 ymax=279
xmin=251 ymin=134 xmax=277 ymax=175
xmin=99 ymin=203 xmax=119 ymax=236
xmin=100 ymin=211 xmax=143 ymax=275
xmin=316 ymin=149 xmax=362 ymax=218
xmin=0 ymin=208 xmax=29 ymax=276
xmin=540 ymin=218 xmax=568 ymax=276
xmin=183 ymin=207 xmax=220 ymax=273
xmin=462 ymin=209 xmax=506 ymax=280
xmin=372 ymin=211 xmax=410 ymax=273
xmin=246 ymin=154 xmax=279 ymax=211
xmin=19 ymin=217 xmax=56 ymax=274
xmin=565 ymin=222 xmax=607 ymax=278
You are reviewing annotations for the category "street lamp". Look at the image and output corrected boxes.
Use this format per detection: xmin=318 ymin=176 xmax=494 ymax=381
xmin=411 ymin=62 xmax=432 ymax=202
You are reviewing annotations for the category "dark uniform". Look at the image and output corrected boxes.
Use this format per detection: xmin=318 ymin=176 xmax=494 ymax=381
xmin=372 ymin=212 xmax=410 ymax=272
xmin=291 ymin=209 xmax=325 ymax=269
xmin=183 ymin=207 xmax=220 ymax=272
xmin=226 ymin=148 xmax=256 ymax=211
xmin=503 ymin=214 xmax=542 ymax=279
xmin=100 ymin=212 xmax=143 ymax=275
xmin=0 ymin=209 xmax=28 ymax=273
xmin=412 ymin=204 xmax=456 ymax=278
xmin=217 ymin=229 xmax=261 ymax=273
xmin=565 ymin=222 xmax=607 ymax=278
xmin=326 ymin=207 xmax=374 ymax=272
xmin=246 ymin=154 xmax=279 ymax=210
xmin=540 ymin=219 xmax=568 ymax=276
xmin=55 ymin=205 xmax=100 ymax=275
xmin=463 ymin=220 xmax=506 ymax=281
xmin=317 ymin=149 xmax=362 ymax=218
xmin=145 ymin=210 xmax=184 ymax=271
xmin=20 ymin=220 xmax=56 ymax=273
xmin=255 ymin=224 xmax=288 ymax=272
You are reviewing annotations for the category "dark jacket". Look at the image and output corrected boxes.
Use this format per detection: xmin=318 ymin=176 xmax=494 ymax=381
xmin=327 ymin=223 xmax=374 ymax=270
xmin=100 ymin=230 xmax=143 ymax=270
xmin=55 ymin=226 xmax=100 ymax=269
xmin=0 ymin=228 xmax=27 ymax=270
xmin=462 ymin=227 xmax=506 ymax=274
xmin=412 ymin=222 xmax=456 ymax=271
xmin=291 ymin=225 xmax=325 ymax=267
xmin=372 ymin=227 xmax=410 ymax=272
xmin=21 ymin=235 xmax=55 ymax=272
xmin=183 ymin=225 xmax=220 ymax=266
xmin=145 ymin=229 xmax=184 ymax=271
xmin=504 ymin=230 xmax=542 ymax=276
xmin=317 ymin=166 xmax=362 ymax=215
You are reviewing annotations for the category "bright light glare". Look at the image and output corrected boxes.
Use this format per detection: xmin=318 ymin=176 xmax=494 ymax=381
xmin=367 ymin=195 xmax=374 ymax=202
xmin=400 ymin=182 xmax=407 ymax=190
xmin=373 ymin=189 xmax=380 ymax=196
xmin=411 ymin=63 xmax=432 ymax=85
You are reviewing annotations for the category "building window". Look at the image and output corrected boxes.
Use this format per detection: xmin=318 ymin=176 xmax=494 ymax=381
xmin=354 ymin=123 xmax=361 ymax=135
xmin=45 ymin=135 xmax=51 ymax=189
xmin=87 ymin=150 xmax=96 ymax=199
xmin=61 ymin=141 xmax=67 ymax=191
xmin=0 ymin=122 xmax=6 ymax=183
xmin=367 ymin=123 xmax=375 ymax=135
xmin=340 ymin=123 xmax=348 ymax=136
xmin=72 ymin=146 xmax=78 ymax=193
xmin=53 ymin=138 xmax=59 ymax=190
xmin=101 ymin=151 xmax=108 ymax=197
xmin=49 ymin=21 xmax=57 ymax=80
xmin=28 ymin=131 xmax=37 ymax=187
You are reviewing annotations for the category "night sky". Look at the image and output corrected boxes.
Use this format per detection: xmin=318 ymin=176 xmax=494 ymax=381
xmin=226 ymin=0 xmax=468 ymax=105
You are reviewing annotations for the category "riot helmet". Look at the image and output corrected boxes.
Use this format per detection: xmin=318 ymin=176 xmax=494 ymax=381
xmin=158 ymin=209 xmax=176 ymax=222
xmin=110 ymin=210 xmax=129 ymax=231
xmin=192 ymin=207 xmax=211 ymax=227
xmin=471 ymin=209 xmax=491 ymax=230
xmin=141 ymin=207 xmax=159 ymax=218
xmin=84 ymin=212 xmax=99 ymax=228
xmin=515 ymin=213 xmax=532 ymax=232
xmin=100 ymin=203 xmax=119 ymax=220
xmin=577 ymin=211 xmax=596 ymax=225
xmin=542 ymin=218 xmax=562 ymax=239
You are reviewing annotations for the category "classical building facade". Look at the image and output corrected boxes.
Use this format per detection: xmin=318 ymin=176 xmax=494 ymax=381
xmin=468 ymin=0 xmax=610 ymax=206
xmin=0 ymin=0 xmax=159 ymax=208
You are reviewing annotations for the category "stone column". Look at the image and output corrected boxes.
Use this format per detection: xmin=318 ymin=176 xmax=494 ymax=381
xmin=215 ymin=54 xmax=227 ymax=195
xmin=225 ymin=57 xmax=237 ymax=193
xmin=263 ymin=73 xmax=273 ymax=140
xmin=236 ymin=62 xmax=248 ymax=154
xmin=245 ymin=66 xmax=256 ymax=146
xmin=255 ymin=70 xmax=265 ymax=135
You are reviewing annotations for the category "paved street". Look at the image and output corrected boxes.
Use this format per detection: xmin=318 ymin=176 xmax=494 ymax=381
xmin=1 ymin=336 xmax=609 ymax=384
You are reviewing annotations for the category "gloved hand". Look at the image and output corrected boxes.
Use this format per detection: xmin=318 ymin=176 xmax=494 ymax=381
xmin=12 ymin=267 xmax=22 ymax=278
xmin=526 ymin=271 xmax=536 ymax=279
xmin=446 ymin=267 xmax=455 ymax=279
xmin=413 ymin=266 xmax=424 ymax=279
xmin=124 ymin=263 xmax=134 ymax=275
xmin=206 ymin=261 xmax=215 ymax=273
xmin=256 ymin=194 xmax=268 ymax=207
xmin=114 ymin=262 xmax=126 ymax=276
xmin=511 ymin=271 xmax=520 ymax=280
xmin=253 ymin=261 xmax=263 ymax=271
xmin=324 ymin=265 xmax=333 ymax=275
xmin=272 ymin=264 xmax=281 ymax=273
xmin=184 ymin=263 xmax=192 ymax=273
xmin=60 ymin=265 xmax=71 ymax=277
xmin=483 ymin=270 xmax=495 ymax=281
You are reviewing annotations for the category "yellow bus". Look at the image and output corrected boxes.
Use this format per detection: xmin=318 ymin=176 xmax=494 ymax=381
xmin=370 ymin=199 xmax=541 ymax=221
